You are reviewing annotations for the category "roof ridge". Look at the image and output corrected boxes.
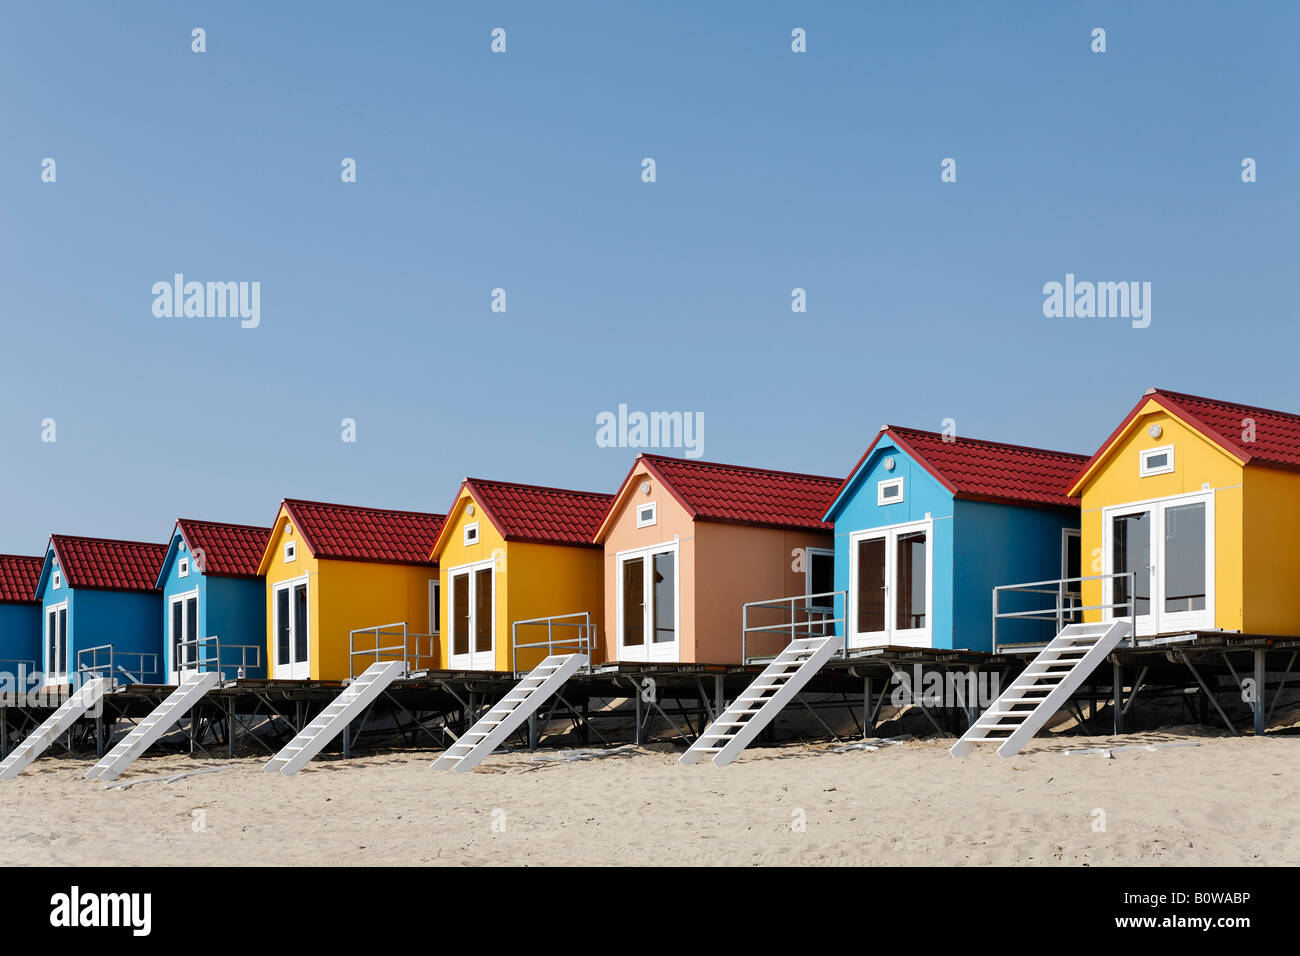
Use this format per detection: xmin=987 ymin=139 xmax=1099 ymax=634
xmin=51 ymin=533 xmax=168 ymax=549
xmin=282 ymin=497 xmax=445 ymax=520
xmin=638 ymin=452 xmax=841 ymax=484
xmin=178 ymin=518 xmax=274 ymax=532
xmin=1152 ymin=388 xmax=1300 ymax=422
xmin=887 ymin=425 xmax=1090 ymax=461
xmin=466 ymin=478 xmax=615 ymax=500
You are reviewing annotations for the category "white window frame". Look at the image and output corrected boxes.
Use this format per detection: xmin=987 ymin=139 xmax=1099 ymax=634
xmin=847 ymin=517 xmax=933 ymax=649
xmin=877 ymin=477 xmax=905 ymax=506
xmin=804 ymin=547 xmax=836 ymax=635
xmin=615 ymin=540 xmax=681 ymax=663
xmin=1101 ymin=488 xmax=1215 ymax=637
xmin=51 ymin=569 xmax=61 ymax=590
xmin=178 ymin=557 xmax=190 ymax=578
xmin=272 ymin=574 xmax=310 ymax=679
xmin=463 ymin=522 xmax=480 ymax=546
xmin=635 ymin=501 xmax=658 ymax=529
xmin=1060 ymin=528 xmax=1083 ymax=623
xmin=446 ymin=558 xmax=495 ymax=670
xmin=1139 ymin=445 xmax=1175 ymax=477
xmin=283 ymin=540 xmax=296 ymax=563
xmin=44 ymin=600 xmax=69 ymax=685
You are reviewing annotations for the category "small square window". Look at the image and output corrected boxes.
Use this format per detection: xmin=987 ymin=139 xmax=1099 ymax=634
xmin=464 ymin=522 xmax=479 ymax=546
xmin=284 ymin=541 xmax=297 ymax=563
xmin=52 ymin=570 xmax=62 ymax=590
xmin=178 ymin=557 xmax=190 ymax=578
xmin=877 ymin=478 xmax=904 ymax=505
xmin=636 ymin=502 xmax=657 ymax=528
xmin=1140 ymin=445 xmax=1175 ymax=477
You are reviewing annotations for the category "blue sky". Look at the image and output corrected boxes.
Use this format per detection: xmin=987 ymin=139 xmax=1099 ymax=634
xmin=1 ymin=1 xmax=1296 ymax=552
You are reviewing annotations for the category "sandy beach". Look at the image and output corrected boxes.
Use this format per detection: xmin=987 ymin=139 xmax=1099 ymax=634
xmin=1 ymin=729 xmax=1295 ymax=866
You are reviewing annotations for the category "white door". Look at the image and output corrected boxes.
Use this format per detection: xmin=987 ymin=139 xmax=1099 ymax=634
xmin=448 ymin=560 xmax=495 ymax=670
xmin=617 ymin=543 xmax=679 ymax=662
xmin=848 ymin=519 xmax=932 ymax=648
xmin=168 ymin=589 xmax=199 ymax=683
xmin=1105 ymin=491 xmax=1214 ymax=636
xmin=45 ymin=602 xmax=68 ymax=685
xmin=274 ymin=576 xmax=310 ymax=679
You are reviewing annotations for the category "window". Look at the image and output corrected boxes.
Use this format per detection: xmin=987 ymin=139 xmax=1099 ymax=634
xmin=52 ymin=569 xmax=61 ymax=590
xmin=463 ymin=522 xmax=479 ymax=546
xmin=877 ymin=478 xmax=904 ymax=505
xmin=636 ymin=502 xmax=657 ymax=528
xmin=284 ymin=540 xmax=296 ymax=563
xmin=1140 ymin=445 xmax=1175 ymax=477
xmin=429 ymin=579 xmax=441 ymax=635
xmin=178 ymin=557 xmax=190 ymax=578
xmin=1060 ymin=529 xmax=1082 ymax=623
xmin=806 ymin=549 xmax=835 ymax=635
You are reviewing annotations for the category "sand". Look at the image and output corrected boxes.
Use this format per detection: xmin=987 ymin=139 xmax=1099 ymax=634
xmin=1 ymin=729 xmax=1296 ymax=866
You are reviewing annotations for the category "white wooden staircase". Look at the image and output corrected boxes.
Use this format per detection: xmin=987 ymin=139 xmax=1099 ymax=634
xmin=431 ymin=653 xmax=587 ymax=773
xmin=0 ymin=678 xmax=110 ymax=780
xmin=950 ymin=620 xmax=1131 ymax=758
xmin=264 ymin=661 xmax=405 ymax=775
xmin=680 ymin=635 xmax=844 ymax=767
xmin=85 ymin=671 xmax=219 ymax=781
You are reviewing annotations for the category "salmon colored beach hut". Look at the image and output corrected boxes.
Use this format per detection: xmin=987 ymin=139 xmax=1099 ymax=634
xmin=593 ymin=454 xmax=842 ymax=665
xmin=256 ymin=500 xmax=445 ymax=682
xmin=430 ymin=479 xmax=613 ymax=673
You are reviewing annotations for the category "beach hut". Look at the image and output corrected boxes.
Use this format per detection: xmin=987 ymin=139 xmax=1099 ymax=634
xmin=592 ymin=454 xmax=842 ymax=665
xmin=33 ymin=536 xmax=168 ymax=686
xmin=0 ymin=555 xmax=43 ymax=677
xmin=822 ymin=426 xmax=1088 ymax=652
xmin=156 ymin=519 xmax=272 ymax=682
xmin=256 ymin=499 xmax=445 ymax=682
xmin=430 ymin=479 xmax=613 ymax=672
xmin=1068 ymin=388 xmax=1300 ymax=638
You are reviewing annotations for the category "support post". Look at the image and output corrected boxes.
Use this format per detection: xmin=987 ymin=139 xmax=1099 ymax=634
xmin=863 ymin=676 xmax=873 ymax=738
xmin=1254 ymin=648 xmax=1266 ymax=737
xmin=1112 ymin=658 xmax=1124 ymax=735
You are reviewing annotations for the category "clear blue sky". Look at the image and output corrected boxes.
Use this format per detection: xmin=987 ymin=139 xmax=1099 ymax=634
xmin=1 ymin=1 xmax=1296 ymax=552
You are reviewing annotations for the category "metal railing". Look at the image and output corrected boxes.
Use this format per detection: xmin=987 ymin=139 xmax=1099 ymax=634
xmin=992 ymin=571 xmax=1138 ymax=652
xmin=741 ymin=590 xmax=846 ymax=664
xmin=511 ymin=612 xmax=595 ymax=677
xmin=348 ymin=622 xmax=437 ymax=680
xmin=176 ymin=635 xmax=264 ymax=681
xmin=76 ymin=645 xmax=161 ymax=685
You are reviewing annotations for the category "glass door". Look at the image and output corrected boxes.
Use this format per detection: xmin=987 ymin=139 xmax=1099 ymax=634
xmin=849 ymin=520 xmax=931 ymax=648
xmin=618 ymin=544 xmax=678 ymax=661
xmin=448 ymin=561 xmax=495 ymax=670
xmin=168 ymin=590 xmax=199 ymax=683
xmin=45 ymin=602 xmax=68 ymax=685
xmin=1106 ymin=493 xmax=1212 ymax=636
xmin=275 ymin=577 xmax=310 ymax=678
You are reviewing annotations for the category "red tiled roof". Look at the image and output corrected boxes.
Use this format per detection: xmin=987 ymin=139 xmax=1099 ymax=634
xmin=0 ymin=555 xmax=43 ymax=603
xmin=629 ymin=454 xmax=842 ymax=532
xmin=283 ymin=499 xmax=444 ymax=565
xmin=50 ymin=535 xmax=167 ymax=592
xmin=176 ymin=520 xmax=272 ymax=579
xmin=1070 ymin=388 xmax=1300 ymax=494
xmin=829 ymin=427 xmax=1089 ymax=515
xmin=463 ymin=480 xmax=614 ymax=548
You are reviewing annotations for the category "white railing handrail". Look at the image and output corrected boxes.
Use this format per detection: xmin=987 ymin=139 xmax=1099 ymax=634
xmin=176 ymin=634 xmax=263 ymax=679
xmin=511 ymin=612 xmax=594 ymax=677
xmin=76 ymin=644 xmax=161 ymax=685
xmin=348 ymin=621 xmax=437 ymax=680
xmin=993 ymin=570 xmax=1138 ymax=652
xmin=741 ymin=590 xmax=847 ymax=664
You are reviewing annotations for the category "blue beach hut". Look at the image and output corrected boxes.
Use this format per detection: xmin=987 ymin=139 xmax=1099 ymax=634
xmin=35 ymin=535 xmax=168 ymax=686
xmin=822 ymin=426 xmax=1088 ymax=652
xmin=157 ymin=519 xmax=272 ymax=682
xmin=0 ymin=555 xmax=43 ymax=679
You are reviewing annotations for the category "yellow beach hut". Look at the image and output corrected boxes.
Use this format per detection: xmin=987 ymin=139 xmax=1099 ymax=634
xmin=257 ymin=499 xmax=445 ymax=682
xmin=429 ymin=479 xmax=613 ymax=673
xmin=1069 ymin=388 xmax=1300 ymax=638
